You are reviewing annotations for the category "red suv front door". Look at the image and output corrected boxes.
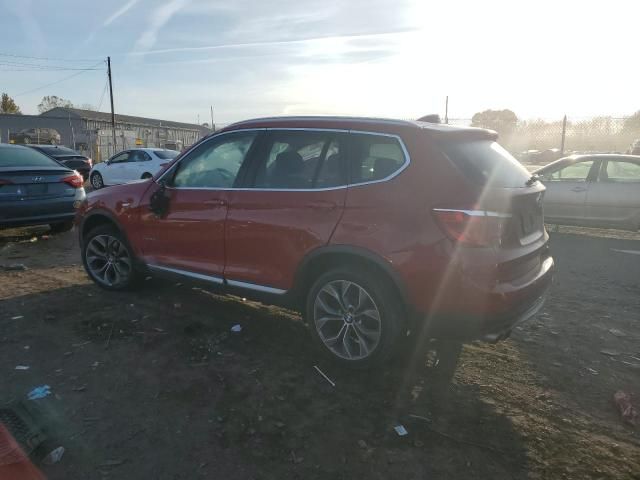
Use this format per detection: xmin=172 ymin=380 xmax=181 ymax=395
xmin=136 ymin=131 xmax=260 ymax=279
xmin=224 ymin=129 xmax=348 ymax=292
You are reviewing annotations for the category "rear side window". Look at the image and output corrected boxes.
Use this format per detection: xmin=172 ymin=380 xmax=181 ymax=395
xmin=154 ymin=150 xmax=179 ymax=160
xmin=603 ymin=160 xmax=640 ymax=182
xmin=349 ymin=133 xmax=406 ymax=184
xmin=440 ymin=140 xmax=531 ymax=188
xmin=252 ymin=131 xmax=346 ymax=189
xmin=0 ymin=146 xmax=61 ymax=168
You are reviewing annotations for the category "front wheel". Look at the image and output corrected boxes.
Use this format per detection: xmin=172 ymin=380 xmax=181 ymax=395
xmin=141 ymin=172 xmax=153 ymax=180
xmin=82 ymin=225 xmax=140 ymax=291
xmin=90 ymin=172 xmax=104 ymax=189
xmin=306 ymin=268 xmax=404 ymax=368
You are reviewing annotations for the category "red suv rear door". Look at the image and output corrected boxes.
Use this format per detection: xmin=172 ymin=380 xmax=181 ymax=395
xmin=224 ymin=129 xmax=348 ymax=292
xmin=136 ymin=131 xmax=260 ymax=280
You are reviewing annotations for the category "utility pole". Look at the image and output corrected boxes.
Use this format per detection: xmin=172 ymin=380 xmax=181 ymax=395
xmin=444 ymin=96 xmax=449 ymax=124
xmin=107 ymin=57 xmax=116 ymax=153
xmin=560 ymin=114 xmax=567 ymax=155
xmin=210 ymin=105 xmax=214 ymax=132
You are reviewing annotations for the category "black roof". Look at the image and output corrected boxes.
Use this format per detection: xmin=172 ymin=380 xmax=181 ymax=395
xmin=40 ymin=107 xmax=210 ymax=132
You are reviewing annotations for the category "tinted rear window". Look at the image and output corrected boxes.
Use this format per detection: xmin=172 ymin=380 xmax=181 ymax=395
xmin=0 ymin=146 xmax=62 ymax=168
xmin=37 ymin=146 xmax=79 ymax=156
xmin=154 ymin=150 xmax=179 ymax=159
xmin=440 ymin=140 xmax=531 ymax=187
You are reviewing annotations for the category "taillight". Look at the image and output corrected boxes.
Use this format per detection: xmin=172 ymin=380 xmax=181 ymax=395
xmin=62 ymin=172 xmax=84 ymax=188
xmin=433 ymin=208 xmax=509 ymax=247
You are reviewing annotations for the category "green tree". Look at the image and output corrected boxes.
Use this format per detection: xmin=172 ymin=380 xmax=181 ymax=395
xmin=471 ymin=109 xmax=518 ymax=134
xmin=37 ymin=95 xmax=74 ymax=113
xmin=0 ymin=93 xmax=22 ymax=114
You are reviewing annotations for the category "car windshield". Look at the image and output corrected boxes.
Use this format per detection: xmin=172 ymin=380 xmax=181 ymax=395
xmin=153 ymin=150 xmax=179 ymax=159
xmin=0 ymin=146 xmax=62 ymax=167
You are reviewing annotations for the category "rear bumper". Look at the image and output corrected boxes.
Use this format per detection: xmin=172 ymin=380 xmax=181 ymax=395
xmin=424 ymin=255 xmax=554 ymax=341
xmin=0 ymin=192 xmax=85 ymax=228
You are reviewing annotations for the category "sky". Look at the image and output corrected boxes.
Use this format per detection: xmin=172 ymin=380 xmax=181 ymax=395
xmin=0 ymin=0 xmax=638 ymax=125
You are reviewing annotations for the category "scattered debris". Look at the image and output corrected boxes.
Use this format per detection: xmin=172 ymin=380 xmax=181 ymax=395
xmin=64 ymin=351 xmax=73 ymax=357
xmin=413 ymin=440 xmax=424 ymax=448
xmin=23 ymin=345 xmax=30 ymax=350
xmin=586 ymin=367 xmax=599 ymax=375
xmin=72 ymin=386 xmax=87 ymax=392
xmin=274 ymin=421 xmax=286 ymax=429
xmin=173 ymin=303 xmax=182 ymax=308
xmin=27 ymin=385 xmax=51 ymax=400
xmin=230 ymin=324 xmax=242 ymax=333
xmin=153 ymin=327 xmax=165 ymax=333
xmin=600 ymin=349 xmax=622 ymax=357
xmin=15 ymin=365 xmax=30 ymax=370
xmin=394 ymin=425 xmax=408 ymax=436
xmin=105 ymin=322 xmax=115 ymax=349
xmin=43 ymin=446 xmax=65 ymax=465
xmin=613 ymin=391 xmax=638 ymax=426
xmin=72 ymin=341 xmax=91 ymax=347
xmin=313 ymin=365 xmax=336 ymax=387
xmin=608 ymin=328 xmax=627 ymax=338
xmin=1 ymin=264 xmax=28 ymax=271
xmin=357 ymin=439 xmax=368 ymax=449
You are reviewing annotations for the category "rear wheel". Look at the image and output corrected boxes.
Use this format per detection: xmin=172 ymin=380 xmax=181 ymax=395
xmin=141 ymin=172 xmax=153 ymax=180
xmin=22 ymin=136 xmax=31 ymax=145
xmin=306 ymin=268 xmax=404 ymax=368
xmin=90 ymin=172 xmax=104 ymax=189
xmin=82 ymin=225 xmax=140 ymax=291
xmin=49 ymin=221 xmax=73 ymax=234
xmin=49 ymin=138 xmax=57 ymax=145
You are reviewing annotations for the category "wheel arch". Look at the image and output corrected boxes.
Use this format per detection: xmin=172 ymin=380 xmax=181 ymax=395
xmin=291 ymin=245 xmax=412 ymax=316
xmin=80 ymin=209 xmax=124 ymax=246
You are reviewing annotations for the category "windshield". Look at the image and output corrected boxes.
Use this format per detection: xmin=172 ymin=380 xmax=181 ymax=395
xmin=0 ymin=146 xmax=62 ymax=167
xmin=440 ymin=140 xmax=532 ymax=187
xmin=154 ymin=150 xmax=179 ymax=159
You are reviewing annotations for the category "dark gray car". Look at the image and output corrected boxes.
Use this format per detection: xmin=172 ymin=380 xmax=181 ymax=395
xmin=0 ymin=144 xmax=86 ymax=232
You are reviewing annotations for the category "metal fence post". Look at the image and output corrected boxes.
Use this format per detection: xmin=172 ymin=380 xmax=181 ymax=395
xmin=560 ymin=115 xmax=567 ymax=155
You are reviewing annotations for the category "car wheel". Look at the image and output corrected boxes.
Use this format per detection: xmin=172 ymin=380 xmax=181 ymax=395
xmin=306 ymin=268 xmax=404 ymax=368
xmin=23 ymin=136 xmax=31 ymax=144
xmin=49 ymin=221 xmax=74 ymax=234
xmin=141 ymin=172 xmax=153 ymax=180
xmin=90 ymin=172 xmax=104 ymax=189
xmin=50 ymin=138 xmax=57 ymax=145
xmin=82 ymin=225 xmax=140 ymax=291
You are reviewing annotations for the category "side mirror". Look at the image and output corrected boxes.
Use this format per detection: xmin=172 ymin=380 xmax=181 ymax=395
xmin=149 ymin=181 xmax=170 ymax=217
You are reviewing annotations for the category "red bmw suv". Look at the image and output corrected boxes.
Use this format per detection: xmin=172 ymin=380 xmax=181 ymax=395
xmin=77 ymin=116 xmax=553 ymax=367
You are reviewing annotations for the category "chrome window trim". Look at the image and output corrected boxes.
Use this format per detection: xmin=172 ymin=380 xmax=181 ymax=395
xmin=160 ymin=127 xmax=411 ymax=192
xmin=226 ymin=279 xmax=287 ymax=295
xmin=147 ymin=264 xmax=224 ymax=284
xmin=433 ymin=208 xmax=513 ymax=219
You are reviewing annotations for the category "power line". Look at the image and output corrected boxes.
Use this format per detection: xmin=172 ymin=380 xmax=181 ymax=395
xmin=0 ymin=59 xmax=103 ymax=70
xmin=14 ymin=61 xmax=105 ymax=97
xmin=0 ymin=52 xmax=102 ymax=63
xmin=96 ymin=77 xmax=109 ymax=111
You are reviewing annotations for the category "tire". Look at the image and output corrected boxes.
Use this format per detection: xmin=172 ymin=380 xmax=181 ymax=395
xmin=141 ymin=172 xmax=153 ymax=180
xmin=81 ymin=225 xmax=141 ymax=291
xmin=23 ymin=136 xmax=31 ymax=145
xmin=90 ymin=172 xmax=104 ymax=189
xmin=50 ymin=138 xmax=57 ymax=145
xmin=49 ymin=221 xmax=73 ymax=234
xmin=306 ymin=267 xmax=405 ymax=368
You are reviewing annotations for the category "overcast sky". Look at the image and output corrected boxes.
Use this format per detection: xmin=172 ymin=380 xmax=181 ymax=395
xmin=1 ymin=0 xmax=638 ymax=124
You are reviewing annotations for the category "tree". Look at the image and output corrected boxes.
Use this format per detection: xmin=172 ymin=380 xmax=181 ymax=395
xmin=471 ymin=109 xmax=518 ymax=134
xmin=37 ymin=95 xmax=74 ymax=113
xmin=0 ymin=93 xmax=21 ymax=114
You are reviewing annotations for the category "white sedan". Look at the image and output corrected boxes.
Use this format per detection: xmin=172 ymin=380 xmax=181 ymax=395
xmin=89 ymin=148 xmax=179 ymax=189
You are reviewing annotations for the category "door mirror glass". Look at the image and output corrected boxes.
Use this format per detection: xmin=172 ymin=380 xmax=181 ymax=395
xmin=149 ymin=182 xmax=169 ymax=217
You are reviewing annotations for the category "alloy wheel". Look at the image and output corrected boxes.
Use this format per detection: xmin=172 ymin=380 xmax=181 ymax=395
xmin=85 ymin=235 xmax=132 ymax=287
xmin=91 ymin=173 xmax=103 ymax=189
xmin=313 ymin=280 xmax=382 ymax=360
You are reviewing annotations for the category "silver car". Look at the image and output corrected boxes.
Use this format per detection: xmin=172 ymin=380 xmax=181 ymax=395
xmin=535 ymin=154 xmax=640 ymax=230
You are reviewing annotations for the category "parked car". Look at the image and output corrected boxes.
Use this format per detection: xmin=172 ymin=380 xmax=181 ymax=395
xmin=535 ymin=154 xmax=640 ymax=230
xmin=89 ymin=148 xmax=179 ymax=189
xmin=628 ymin=139 xmax=640 ymax=155
xmin=0 ymin=144 xmax=85 ymax=232
xmin=12 ymin=128 xmax=61 ymax=145
xmin=77 ymin=116 xmax=554 ymax=368
xmin=27 ymin=145 xmax=93 ymax=181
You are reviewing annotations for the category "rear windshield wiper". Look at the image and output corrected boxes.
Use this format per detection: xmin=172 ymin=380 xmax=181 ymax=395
xmin=526 ymin=173 xmax=540 ymax=186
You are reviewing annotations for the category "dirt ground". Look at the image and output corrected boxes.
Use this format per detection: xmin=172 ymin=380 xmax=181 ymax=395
xmin=1 ymin=225 xmax=639 ymax=480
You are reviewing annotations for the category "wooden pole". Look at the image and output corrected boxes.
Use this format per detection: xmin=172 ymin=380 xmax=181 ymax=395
xmin=107 ymin=57 xmax=117 ymax=154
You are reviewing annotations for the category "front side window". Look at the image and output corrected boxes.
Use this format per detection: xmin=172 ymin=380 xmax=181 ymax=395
xmin=350 ymin=133 xmax=406 ymax=184
xmin=252 ymin=131 xmax=346 ymax=189
xmin=603 ymin=160 xmax=640 ymax=182
xmin=172 ymin=132 xmax=257 ymax=188
xmin=546 ymin=161 xmax=595 ymax=182
xmin=109 ymin=152 xmax=130 ymax=164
